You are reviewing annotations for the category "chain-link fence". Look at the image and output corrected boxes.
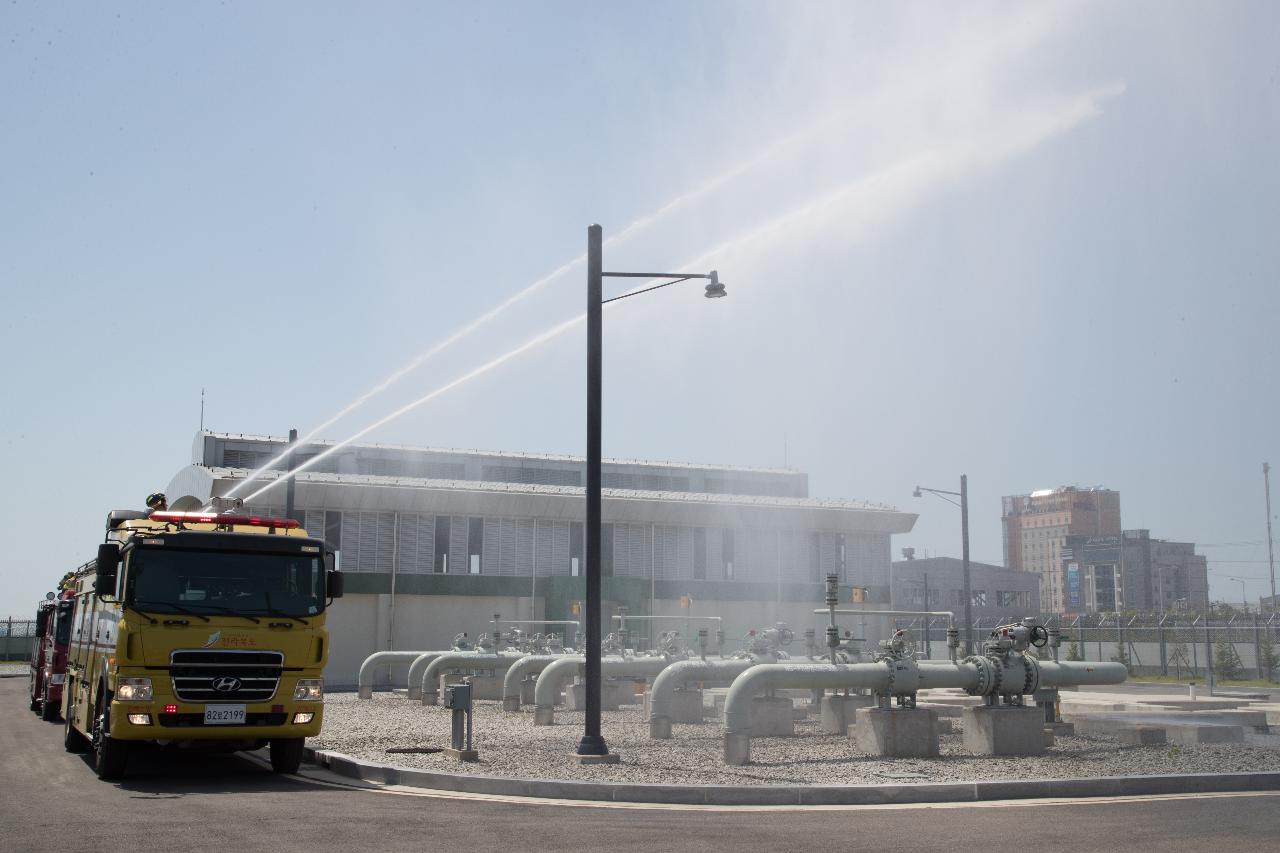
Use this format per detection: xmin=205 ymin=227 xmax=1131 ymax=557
xmin=0 ymin=618 xmax=38 ymax=662
xmin=890 ymin=612 xmax=1280 ymax=682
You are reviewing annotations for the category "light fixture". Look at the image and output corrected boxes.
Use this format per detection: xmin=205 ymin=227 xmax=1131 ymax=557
xmin=703 ymin=270 xmax=726 ymax=298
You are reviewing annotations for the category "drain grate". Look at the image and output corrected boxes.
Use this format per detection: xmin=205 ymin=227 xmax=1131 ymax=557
xmin=875 ymin=770 xmax=928 ymax=780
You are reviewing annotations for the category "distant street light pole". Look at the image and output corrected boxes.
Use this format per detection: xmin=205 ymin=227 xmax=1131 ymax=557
xmin=579 ymin=224 xmax=725 ymax=760
xmin=913 ymin=475 xmax=973 ymax=655
xmin=1227 ymin=577 xmax=1249 ymax=614
xmin=1265 ymin=462 xmax=1276 ymax=613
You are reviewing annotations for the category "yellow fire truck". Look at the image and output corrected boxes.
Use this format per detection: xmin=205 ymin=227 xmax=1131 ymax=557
xmin=62 ymin=505 xmax=343 ymax=780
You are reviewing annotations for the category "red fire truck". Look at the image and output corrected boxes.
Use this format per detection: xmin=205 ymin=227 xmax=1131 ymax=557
xmin=28 ymin=587 xmax=75 ymax=721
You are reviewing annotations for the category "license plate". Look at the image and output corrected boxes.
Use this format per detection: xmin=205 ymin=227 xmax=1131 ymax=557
xmin=50 ymin=674 xmax=65 ymax=685
xmin=204 ymin=704 xmax=246 ymax=725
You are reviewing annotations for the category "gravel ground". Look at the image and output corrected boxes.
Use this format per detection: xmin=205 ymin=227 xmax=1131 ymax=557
xmin=311 ymin=692 xmax=1280 ymax=787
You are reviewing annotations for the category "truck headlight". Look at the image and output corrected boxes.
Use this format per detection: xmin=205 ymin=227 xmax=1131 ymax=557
xmin=117 ymin=677 xmax=153 ymax=701
xmin=293 ymin=679 xmax=323 ymax=701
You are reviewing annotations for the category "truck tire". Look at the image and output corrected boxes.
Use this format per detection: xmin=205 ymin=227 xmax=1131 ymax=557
xmin=64 ymin=690 xmax=89 ymax=754
xmin=269 ymin=737 xmax=305 ymax=774
xmin=92 ymin=689 xmax=129 ymax=780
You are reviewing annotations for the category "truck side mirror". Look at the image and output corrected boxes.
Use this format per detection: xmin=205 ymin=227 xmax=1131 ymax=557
xmin=96 ymin=543 xmax=120 ymax=599
xmin=327 ymin=571 xmax=344 ymax=599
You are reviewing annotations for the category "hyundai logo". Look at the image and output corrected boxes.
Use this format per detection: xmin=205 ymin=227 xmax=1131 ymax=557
xmin=212 ymin=676 xmax=242 ymax=693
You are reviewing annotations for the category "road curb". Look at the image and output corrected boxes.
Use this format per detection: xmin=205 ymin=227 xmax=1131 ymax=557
xmin=303 ymin=747 xmax=1280 ymax=806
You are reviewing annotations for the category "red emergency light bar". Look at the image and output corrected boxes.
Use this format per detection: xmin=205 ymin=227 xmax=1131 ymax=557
xmin=148 ymin=511 xmax=300 ymax=529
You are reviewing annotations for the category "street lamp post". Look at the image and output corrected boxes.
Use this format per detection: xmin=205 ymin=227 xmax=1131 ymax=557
xmin=578 ymin=224 xmax=724 ymax=760
xmin=914 ymin=475 xmax=973 ymax=655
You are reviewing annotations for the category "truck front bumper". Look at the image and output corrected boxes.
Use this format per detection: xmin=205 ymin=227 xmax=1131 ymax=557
xmin=109 ymin=701 xmax=324 ymax=741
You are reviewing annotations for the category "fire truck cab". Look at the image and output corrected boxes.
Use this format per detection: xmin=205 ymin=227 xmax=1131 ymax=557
xmin=28 ymin=591 xmax=74 ymax=721
xmin=62 ymin=507 xmax=342 ymax=780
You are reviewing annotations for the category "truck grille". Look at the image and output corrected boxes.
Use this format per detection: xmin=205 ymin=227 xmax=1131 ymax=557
xmin=169 ymin=650 xmax=284 ymax=703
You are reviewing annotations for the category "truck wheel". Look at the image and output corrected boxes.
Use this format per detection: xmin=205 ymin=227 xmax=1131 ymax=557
xmin=41 ymin=688 xmax=59 ymax=722
xmin=30 ymin=695 xmax=40 ymax=713
xmin=92 ymin=690 xmax=129 ymax=780
xmin=268 ymin=737 xmax=305 ymax=774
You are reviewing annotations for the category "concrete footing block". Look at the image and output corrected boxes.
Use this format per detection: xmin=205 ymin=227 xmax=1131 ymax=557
xmin=650 ymin=716 xmax=673 ymax=739
xmin=357 ymin=686 xmax=373 ymax=700
xmin=749 ymin=696 xmax=795 ymax=737
xmin=936 ymin=718 xmax=955 ymax=735
xmin=444 ymin=748 xmax=479 ymax=762
xmin=724 ymin=733 xmax=751 ymax=765
xmin=441 ymin=674 xmax=502 ymax=701
xmin=853 ymin=708 xmax=940 ymax=758
xmin=962 ymin=705 xmax=1046 ymax=756
xmin=533 ymin=706 xmax=555 ymax=726
xmin=1042 ymin=728 xmax=1056 ymax=747
xmin=406 ymin=686 xmax=421 ymax=700
xmin=1047 ymin=721 xmax=1075 ymax=736
xmin=566 ymin=682 xmax=622 ymax=712
xmin=1120 ymin=727 xmax=1167 ymax=746
xmin=520 ymin=679 xmax=536 ymax=705
xmin=501 ymin=696 xmax=521 ymax=712
xmin=572 ymin=752 xmax=622 ymax=765
xmin=1167 ymin=724 xmax=1245 ymax=745
xmin=819 ymin=694 xmax=871 ymax=735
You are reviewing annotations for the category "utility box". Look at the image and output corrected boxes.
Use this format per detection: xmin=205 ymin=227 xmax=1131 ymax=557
xmin=443 ymin=683 xmax=472 ymax=709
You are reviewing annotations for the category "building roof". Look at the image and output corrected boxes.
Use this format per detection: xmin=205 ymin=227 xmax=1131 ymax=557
xmin=200 ymin=431 xmax=803 ymax=476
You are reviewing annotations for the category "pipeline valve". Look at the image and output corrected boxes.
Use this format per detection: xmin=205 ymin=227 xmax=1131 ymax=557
xmin=656 ymin=630 xmax=684 ymax=656
xmin=985 ymin=618 xmax=1049 ymax=655
xmin=452 ymin=632 xmax=472 ymax=651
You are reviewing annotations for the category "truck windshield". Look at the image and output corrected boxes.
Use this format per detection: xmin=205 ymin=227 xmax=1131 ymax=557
xmin=126 ymin=548 xmax=325 ymax=618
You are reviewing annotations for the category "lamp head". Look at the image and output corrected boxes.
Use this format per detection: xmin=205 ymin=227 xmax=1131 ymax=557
xmin=912 ymin=487 xmax=922 ymax=498
xmin=703 ymin=270 xmax=726 ymax=298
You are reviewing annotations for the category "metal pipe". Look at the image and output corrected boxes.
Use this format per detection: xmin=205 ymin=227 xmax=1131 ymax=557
xmin=501 ymin=654 xmax=576 ymax=711
xmin=421 ymin=652 xmax=523 ymax=705
xmin=647 ymin=657 xmax=764 ymax=739
xmin=358 ymin=651 xmax=437 ymax=699
xmin=406 ymin=651 xmax=459 ymax=700
xmin=814 ymin=608 xmax=955 ymax=629
xmin=720 ymin=657 xmax=1128 ymax=763
xmin=614 ymin=614 xmax=721 ymax=648
xmin=533 ymin=655 xmax=675 ymax=726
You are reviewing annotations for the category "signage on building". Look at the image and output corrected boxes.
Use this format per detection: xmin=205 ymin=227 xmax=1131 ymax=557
xmin=1067 ymin=563 xmax=1081 ymax=609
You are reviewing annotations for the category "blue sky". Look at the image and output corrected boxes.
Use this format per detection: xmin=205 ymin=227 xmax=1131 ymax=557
xmin=2 ymin=1 xmax=1277 ymax=613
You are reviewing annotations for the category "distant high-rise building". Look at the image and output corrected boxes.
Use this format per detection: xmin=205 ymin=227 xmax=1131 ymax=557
xmin=1057 ymin=530 xmax=1208 ymax=614
xmin=1002 ymin=487 xmax=1121 ymax=613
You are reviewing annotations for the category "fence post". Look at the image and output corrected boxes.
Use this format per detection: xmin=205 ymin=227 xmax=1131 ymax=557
xmin=1253 ymin=614 xmax=1263 ymax=681
xmin=1158 ymin=624 xmax=1168 ymax=676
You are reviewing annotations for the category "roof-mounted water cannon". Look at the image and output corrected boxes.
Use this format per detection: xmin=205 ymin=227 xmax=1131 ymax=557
xmin=208 ymin=496 xmax=244 ymax=514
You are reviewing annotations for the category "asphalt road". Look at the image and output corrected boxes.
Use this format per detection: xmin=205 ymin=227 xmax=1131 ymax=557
xmin=2 ymin=678 xmax=1279 ymax=852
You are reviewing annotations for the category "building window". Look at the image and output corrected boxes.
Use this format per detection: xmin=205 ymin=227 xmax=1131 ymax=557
xmin=600 ymin=523 xmax=614 ymax=577
xmin=722 ymin=529 xmax=735 ymax=580
xmin=972 ymin=589 xmax=987 ymax=607
xmin=468 ymin=517 xmax=483 ymax=574
xmin=569 ymin=521 xmax=583 ymax=577
xmin=324 ymin=511 xmax=342 ymax=551
xmin=838 ymin=534 xmax=847 ymax=582
xmin=693 ymin=528 xmax=707 ymax=580
xmin=434 ymin=516 xmax=450 ymax=573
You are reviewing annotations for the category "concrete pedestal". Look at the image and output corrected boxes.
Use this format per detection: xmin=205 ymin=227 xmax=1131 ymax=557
xmin=444 ymin=748 xmax=479 ymax=762
xmin=438 ymin=673 xmax=502 ymax=701
xmin=501 ymin=696 xmax=521 ymax=712
xmin=853 ymin=708 xmax=940 ymax=758
xmin=566 ymin=682 xmax=622 ymax=712
xmin=819 ymin=694 xmax=873 ymax=735
xmin=748 ymin=696 xmax=795 ymax=737
xmin=533 ymin=706 xmax=555 ymax=726
xmin=644 ymin=688 xmax=704 ymax=724
xmin=962 ymin=705 xmax=1046 ymax=756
